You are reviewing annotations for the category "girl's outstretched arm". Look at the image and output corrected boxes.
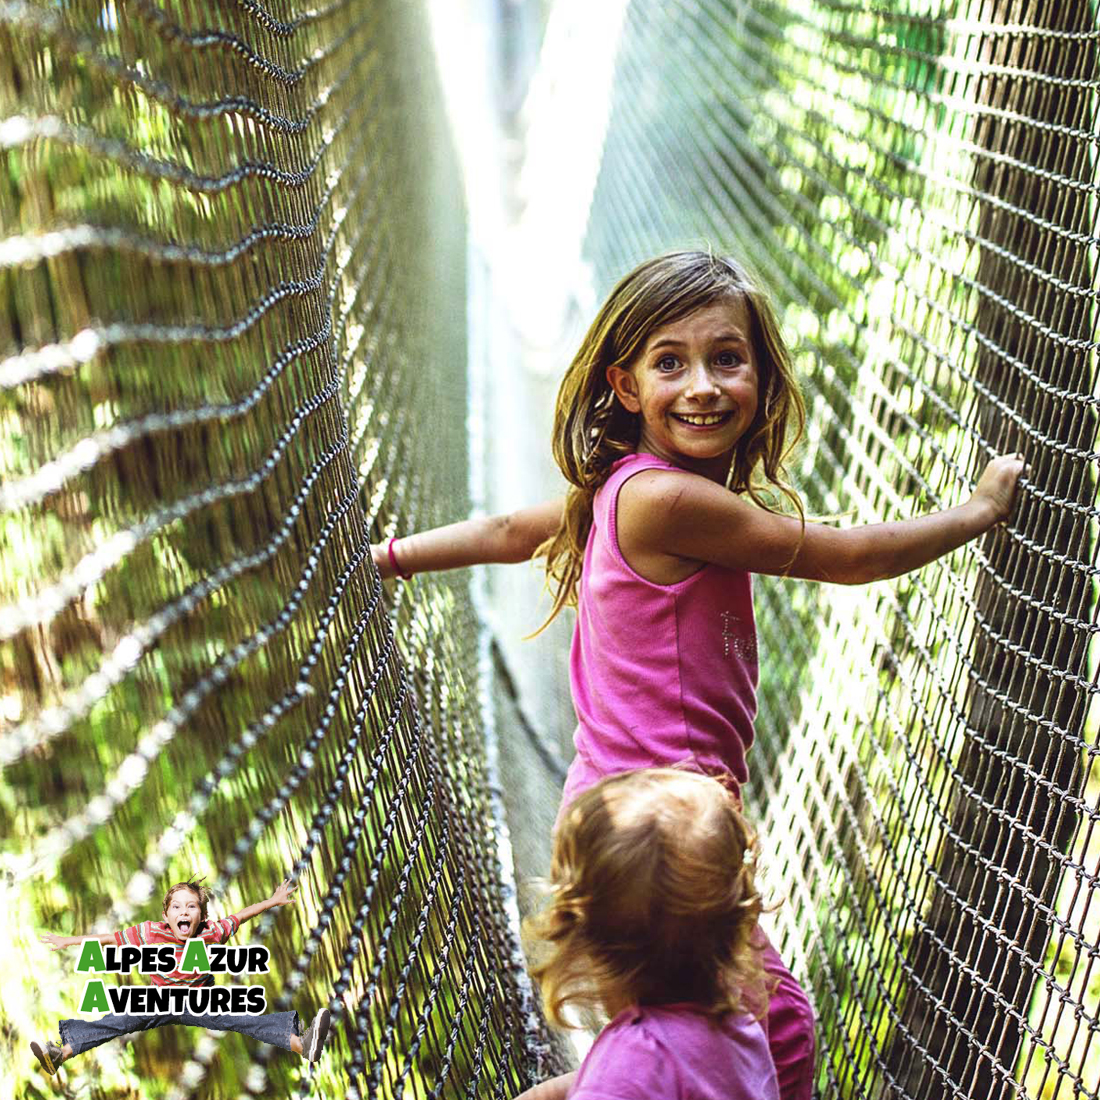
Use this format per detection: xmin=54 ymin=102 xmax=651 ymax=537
xmin=373 ymin=499 xmax=564 ymax=580
xmin=623 ymin=454 xmax=1024 ymax=585
xmin=235 ymin=878 xmax=297 ymax=926
xmin=40 ymin=932 xmax=116 ymax=949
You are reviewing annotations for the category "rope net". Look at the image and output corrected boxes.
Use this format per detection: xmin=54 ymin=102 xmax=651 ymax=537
xmin=583 ymin=1 xmax=1098 ymax=1097
xmin=5 ymin=0 xmax=1100 ymax=1097
xmin=0 ymin=1 xmax=543 ymax=1096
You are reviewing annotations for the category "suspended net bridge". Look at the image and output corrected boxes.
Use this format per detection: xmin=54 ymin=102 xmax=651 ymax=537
xmin=0 ymin=2 xmax=1096 ymax=1098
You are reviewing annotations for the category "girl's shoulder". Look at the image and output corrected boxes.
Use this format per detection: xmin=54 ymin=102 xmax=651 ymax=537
xmin=605 ymin=452 xmax=725 ymax=508
xmin=614 ymin=459 xmax=808 ymax=580
xmin=614 ymin=464 xmax=713 ymax=539
xmin=612 ymin=464 xmax=734 ymax=584
xmin=603 ymin=450 xmax=685 ymax=485
xmin=602 ymin=453 xmax=716 ymax=525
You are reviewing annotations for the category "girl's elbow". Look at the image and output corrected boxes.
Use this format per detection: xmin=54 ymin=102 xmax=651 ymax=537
xmin=490 ymin=512 xmax=538 ymax=564
xmin=841 ymin=568 xmax=885 ymax=585
xmin=834 ymin=526 xmax=910 ymax=584
xmin=845 ymin=561 xmax=897 ymax=585
xmin=803 ymin=530 xmax=883 ymax=584
xmin=836 ymin=547 xmax=892 ymax=585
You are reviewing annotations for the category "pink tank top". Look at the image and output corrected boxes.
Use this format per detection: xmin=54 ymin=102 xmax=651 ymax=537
xmin=569 ymin=452 xmax=759 ymax=790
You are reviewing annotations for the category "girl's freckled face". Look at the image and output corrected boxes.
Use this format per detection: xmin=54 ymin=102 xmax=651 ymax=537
xmin=608 ymin=299 xmax=760 ymax=481
xmin=164 ymin=890 xmax=203 ymax=939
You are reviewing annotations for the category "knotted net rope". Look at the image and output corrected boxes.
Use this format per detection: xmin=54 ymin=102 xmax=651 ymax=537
xmin=0 ymin=1 xmax=545 ymax=1096
xmin=582 ymin=1 xmax=1098 ymax=1097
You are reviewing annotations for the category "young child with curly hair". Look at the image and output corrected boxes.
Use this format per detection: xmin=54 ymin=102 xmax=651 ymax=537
xmin=523 ymin=768 xmax=776 ymax=1100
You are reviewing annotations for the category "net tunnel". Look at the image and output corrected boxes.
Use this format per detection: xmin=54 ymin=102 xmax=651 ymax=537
xmin=1 ymin=2 xmax=1097 ymax=1098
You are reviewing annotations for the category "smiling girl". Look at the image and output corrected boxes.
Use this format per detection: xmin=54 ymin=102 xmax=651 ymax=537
xmin=374 ymin=250 xmax=1024 ymax=1098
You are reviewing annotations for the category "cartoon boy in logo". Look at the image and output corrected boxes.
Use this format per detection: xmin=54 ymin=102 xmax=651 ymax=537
xmin=29 ymin=876 xmax=331 ymax=1075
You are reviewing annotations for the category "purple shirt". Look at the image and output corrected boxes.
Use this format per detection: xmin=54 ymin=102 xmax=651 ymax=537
xmin=569 ymin=452 xmax=759 ymax=791
xmin=569 ymin=1004 xmax=779 ymax=1099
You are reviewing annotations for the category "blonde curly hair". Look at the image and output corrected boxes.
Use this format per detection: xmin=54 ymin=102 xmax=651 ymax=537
xmin=525 ymin=769 xmax=768 ymax=1028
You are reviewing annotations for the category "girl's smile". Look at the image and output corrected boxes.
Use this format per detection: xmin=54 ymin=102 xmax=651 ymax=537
xmin=607 ymin=299 xmax=759 ymax=481
xmin=670 ymin=411 xmax=736 ymax=428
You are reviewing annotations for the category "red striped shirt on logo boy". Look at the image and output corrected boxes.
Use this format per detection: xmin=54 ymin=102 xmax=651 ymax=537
xmin=113 ymin=916 xmax=240 ymax=987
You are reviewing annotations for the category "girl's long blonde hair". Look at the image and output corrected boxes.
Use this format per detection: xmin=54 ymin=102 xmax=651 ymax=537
xmin=538 ymin=250 xmax=805 ymax=625
xmin=524 ymin=768 xmax=768 ymax=1027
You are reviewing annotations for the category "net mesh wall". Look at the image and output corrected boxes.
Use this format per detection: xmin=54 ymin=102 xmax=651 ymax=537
xmin=582 ymin=1 xmax=1098 ymax=1098
xmin=0 ymin=2 xmax=544 ymax=1096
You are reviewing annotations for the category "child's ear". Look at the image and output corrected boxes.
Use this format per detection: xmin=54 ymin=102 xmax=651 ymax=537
xmin=606 ymin=366 xmax=641 ymax=414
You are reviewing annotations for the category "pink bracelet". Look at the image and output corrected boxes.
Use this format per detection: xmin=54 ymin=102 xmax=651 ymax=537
xmin=387 ymin=537 xmax=413 ymax=580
